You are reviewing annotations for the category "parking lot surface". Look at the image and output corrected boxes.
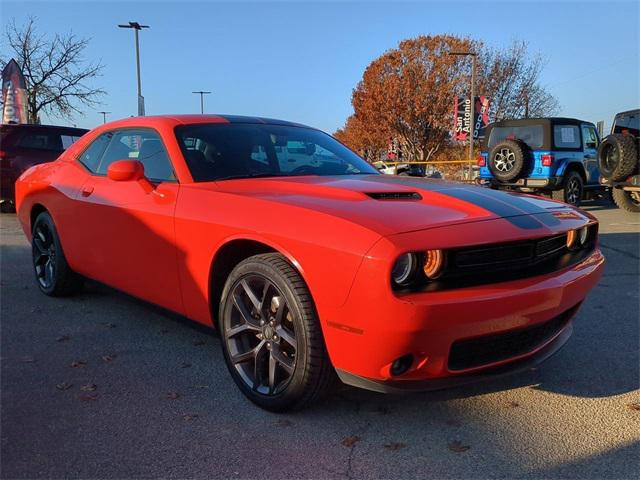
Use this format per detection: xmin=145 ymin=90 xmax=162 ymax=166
xmin=1 ymin=203 xmax=639 ymax=479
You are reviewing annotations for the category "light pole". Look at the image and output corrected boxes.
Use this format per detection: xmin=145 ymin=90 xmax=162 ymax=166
xmin=449 ymin=51 xmax=477 ymax=162
xmin=118 ymin=21 xmax=149 ymax=116
xmin=98 ymin=111 xmax=111 ymax=124
xmin=192 ymin=91 xmax=212 ymax=114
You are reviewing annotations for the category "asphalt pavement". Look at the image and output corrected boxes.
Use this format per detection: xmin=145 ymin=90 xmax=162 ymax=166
xmin=1 ymin=201 xmax=639 ymax=479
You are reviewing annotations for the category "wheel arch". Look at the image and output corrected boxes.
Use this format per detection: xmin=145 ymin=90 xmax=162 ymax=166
xmin=208 ymin=236 xmax=310 ymax=328
xmin=557 ymin=160 xmax=586 ymax=183
xmin=30 ymin=203 xmax=49 ymax=233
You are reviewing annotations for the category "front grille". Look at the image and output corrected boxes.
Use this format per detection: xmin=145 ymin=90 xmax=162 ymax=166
xmin=448 ymin=304 xmax=579 ymax=371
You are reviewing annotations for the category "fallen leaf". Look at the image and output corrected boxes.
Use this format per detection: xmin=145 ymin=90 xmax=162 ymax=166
xmin=166 ymin=392 xmax=180 ymax=400
xmin=80 ymin=383 xmax=97 ymax=392
xmin=507 ymin=401 xmax=520 ymax=408
xmin=56 ymin=335 xmax=70 ymax=342
xmin=20 ymin=356 xmax=35 ymax=363
xmin=56 ymin=382 xmax=73 ymax=391
xmin=101 ymin=355 xmax=115 ymax=363
xmin=342 ymin=436 xmax=361 ymax=448
xmin=181 ymin=362 xmax=192 ymax=368
xmin=384 ymin=442 xmax=406 ymax=451
xmin=79 ymin=393 xmax=99 ymax=401
xmin=182 ymin=414 xmax=199 ymax=421
xmin=70 ymin=360 xmax=87 ymax=368
xmin=275 ymin=419 xmax=292 ymax=427
xmin=448 ymin=440 xmax=470 ymax=453
xmin=193 ymin=340 xmax=206 ymax=346
xmin=627 ymin=402 xmax=640 ymax=411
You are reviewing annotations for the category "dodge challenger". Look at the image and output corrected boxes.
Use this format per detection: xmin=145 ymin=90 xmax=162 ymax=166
xmin=15 ymin=115 xmax=604 ymax=411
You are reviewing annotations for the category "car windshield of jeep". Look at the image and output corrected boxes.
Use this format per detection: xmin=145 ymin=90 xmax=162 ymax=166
xmin=488 ymin=125 xmax=544 ymax=149
xmin=175 ymin=123 xmax=378 ymax=181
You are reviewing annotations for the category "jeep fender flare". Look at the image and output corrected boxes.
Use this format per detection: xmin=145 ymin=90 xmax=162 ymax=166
xmin=554 ymin=160 xmax=587 ymax=184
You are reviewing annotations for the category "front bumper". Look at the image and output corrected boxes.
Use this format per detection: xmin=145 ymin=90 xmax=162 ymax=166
xmin=322 ymin=243 xmax=604 ymax=391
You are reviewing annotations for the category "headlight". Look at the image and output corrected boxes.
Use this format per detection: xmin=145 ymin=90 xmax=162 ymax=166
xmin=578 ymin=226 xmax=589 ymax=245
xmin=391 ymin=253 xmax=417 ymax=286
xmin=423 ymin=249 xmax=444 ymax=279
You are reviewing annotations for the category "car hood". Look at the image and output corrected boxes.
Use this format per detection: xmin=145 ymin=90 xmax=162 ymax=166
xmin=210 ymin=174 xmax=576 ymax=236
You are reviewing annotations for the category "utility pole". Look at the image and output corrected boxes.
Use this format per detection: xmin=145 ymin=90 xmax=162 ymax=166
xmin=118 ymin=21 xmax=149 ymax=116
xmin=192 ymin=91 xmax=212 ymax=114
xmin=98 ymin=111 xmax=111 ymax=124
xmin=449 ymin=51 xmax=477 ymax=162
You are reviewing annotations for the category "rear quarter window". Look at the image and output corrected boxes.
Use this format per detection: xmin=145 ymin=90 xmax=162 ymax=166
xmin=553 ymin=125 xmax=581 ymax=149
xmin=17 ymin=132 xmax=64 ymax=151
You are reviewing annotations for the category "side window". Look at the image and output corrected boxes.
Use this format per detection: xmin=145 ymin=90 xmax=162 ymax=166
xmin=61 ymin=135 xmax=82 ymax=150
xmin=97 ymin=129 xmax=175 ymax=181
xmin=553 ymin=125 xmax=581 ymax=149
xmin=582 ymin=126 xmax=598 ymax=149
xmin=78 ymin=133 xmax=112 ymax=172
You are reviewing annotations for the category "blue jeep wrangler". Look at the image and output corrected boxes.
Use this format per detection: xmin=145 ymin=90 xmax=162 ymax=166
xmin=477 ymin=118 xmax=603 ymax=206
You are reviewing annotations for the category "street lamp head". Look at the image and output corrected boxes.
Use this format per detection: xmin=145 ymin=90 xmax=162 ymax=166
xmin=118 ymin=22 xmax=150 ymax=30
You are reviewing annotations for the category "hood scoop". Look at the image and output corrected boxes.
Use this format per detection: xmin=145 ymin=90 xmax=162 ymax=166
xmin=365 ymin=191 xmax=422 ymax=201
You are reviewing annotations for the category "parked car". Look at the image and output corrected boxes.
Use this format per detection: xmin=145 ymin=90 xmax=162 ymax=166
xmin=373 ymin=160 xmax=408 ymax=175
xmin=597 ymin=109 xmax=639 ymax=213
xmin=0 ymin=123 xmax=88 ymax=211
xmin=16 ymin=115 xmax=603 ymax=411
xmin=477 ymin=118 xmax=604 ymax=206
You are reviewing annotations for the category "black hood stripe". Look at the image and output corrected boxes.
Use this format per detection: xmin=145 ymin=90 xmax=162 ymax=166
xmin=359 ymin=175 xmax=561 ymax=230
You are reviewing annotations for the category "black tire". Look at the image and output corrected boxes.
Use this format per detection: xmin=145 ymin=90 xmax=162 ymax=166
xmin=218 ymin=253 xmax=334 ymax=412
xmin=488 ymin=140 xmax=528 ymax=182
xmin=597 ymin=134 xmax=638 ymax=181
xmin=612 ymin=188 xmax=640 ymax=213
xmin=552 ymin=170 xmax=584 ymax=206
xmin=31 ymin=212 xmax=83 ymax=296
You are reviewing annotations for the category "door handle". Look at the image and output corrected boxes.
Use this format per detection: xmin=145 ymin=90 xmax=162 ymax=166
xmin=81 ymin=185 xmax=94 ymax=197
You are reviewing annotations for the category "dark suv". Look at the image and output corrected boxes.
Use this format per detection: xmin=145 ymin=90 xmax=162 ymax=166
xmin=597 ymin=109 xmax=639 ymax=213
xmin=477 ymin=118 xmax=603 ymax=206
xmin=0 ymin=124 xmax=88 ymax=211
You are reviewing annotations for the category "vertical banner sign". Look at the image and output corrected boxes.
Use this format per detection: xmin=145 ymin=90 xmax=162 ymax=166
xmin=1 ymin=59 xmax=29 ymax=124
xmin=453 ymin=96 xmax=491 ymax=141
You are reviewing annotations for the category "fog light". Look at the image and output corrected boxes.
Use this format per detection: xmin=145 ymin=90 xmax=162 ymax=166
xmin=390 ymin=354 xmax=414 ymax=376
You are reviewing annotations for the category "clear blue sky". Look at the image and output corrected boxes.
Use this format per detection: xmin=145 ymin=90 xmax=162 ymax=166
xmin=1 ymin=0 xmax=638 ymax=132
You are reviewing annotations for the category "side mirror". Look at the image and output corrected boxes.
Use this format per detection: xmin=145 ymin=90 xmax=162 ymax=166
xmin=107 ymin=160 xmax=145 ymax=182
xmin=107 ymin=159 xmax=156 ymax=194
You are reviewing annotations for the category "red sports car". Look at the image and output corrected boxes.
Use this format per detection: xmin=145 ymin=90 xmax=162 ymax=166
xmin=15 ymin=115 xmax=604 ymax=411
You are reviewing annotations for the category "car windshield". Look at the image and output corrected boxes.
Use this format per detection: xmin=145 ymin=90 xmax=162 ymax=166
xmin=175 ymin=123 xmax=378 ymax=181
xmin=488 ymin=125 xmax=544 ymax=149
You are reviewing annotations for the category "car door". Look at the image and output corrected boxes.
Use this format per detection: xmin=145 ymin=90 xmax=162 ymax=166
xmin=71 ymin=128 xmax=184 ymax=314
xmin=581 ymin=125 xmax=600 ymax=184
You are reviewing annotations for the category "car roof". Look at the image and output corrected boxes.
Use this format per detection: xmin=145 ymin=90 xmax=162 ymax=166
xmin=614 ymin=109 xmax=640 ymax=117
xmin=98 ymin=114 xmax=312 ymax=130
xmin=487 ymin=117 xmax=594 ymax=128
xmin=0 ymin=123 xmax=89 ymax=134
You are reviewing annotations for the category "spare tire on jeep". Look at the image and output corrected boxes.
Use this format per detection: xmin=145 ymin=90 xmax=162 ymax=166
xmin=597 ymin=134 xmax=638 ymax=181
xmin=488 ymin=140 xmax=528 ymax=182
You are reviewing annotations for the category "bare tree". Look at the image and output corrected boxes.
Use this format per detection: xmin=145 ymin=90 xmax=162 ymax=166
xmin=0 ymin=17 xmax=105 ymax=123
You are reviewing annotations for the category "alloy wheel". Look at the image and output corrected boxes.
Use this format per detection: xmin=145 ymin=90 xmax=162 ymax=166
xmin=32 ymin=222 xmax=56 ymax=289
xmin=224 ymin=275 xmax=298 ymax=395
xmin=493 ymin=148 xmax=516 ymax=172
xmin=566 ymin=177 xmax=581 ymax=205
